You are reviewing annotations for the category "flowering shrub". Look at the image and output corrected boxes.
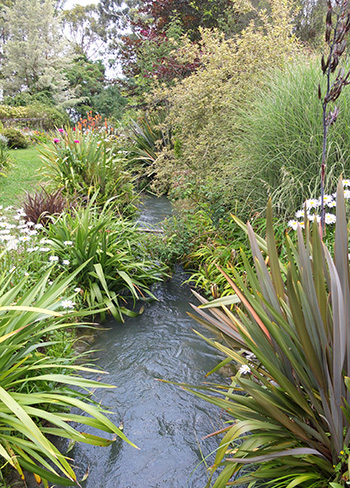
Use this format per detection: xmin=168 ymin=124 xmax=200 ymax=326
xmin=39 ymin=127 xmax=138 ymax=215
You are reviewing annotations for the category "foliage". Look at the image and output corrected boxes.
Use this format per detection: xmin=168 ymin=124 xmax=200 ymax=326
xmin=62 ymin=4 xmax=105 ymax=59
xmin=39 ymin=127 xmax=137 ymax=214
xmin=1 ymin=128 xmax=28 ymax=149
xmin=148 ymin=0 xmax=301 ymax=204
xmin=22 ymin=186 xmax=70 ymax=227
xmin=0 ymin=134 xmax=11 ymax=175
xmin=46 ymin=199 xmax=167 ymax=321
xmin=65 ymin=56 xmax=106 ymax=119
xmin=0 ymin=103 xmax=69 ymax=130
xmin=0 ymin=0 xmax=72 ymax=105
xmin=92 ymin=84 xmax=128 ymax=121
xmin=127 ymin=111 xmax=172 ymax=186
xmin=0 ymin=262 xmax=136 ymax=486
xmin=234 ymin=59 xmax=350 ymax=217
xmin=183 ymin=182 xmax=350 ymax=487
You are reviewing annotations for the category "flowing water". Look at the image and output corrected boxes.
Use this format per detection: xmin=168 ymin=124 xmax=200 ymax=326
xmin=67 ymin=195 xmax=225 ymax=488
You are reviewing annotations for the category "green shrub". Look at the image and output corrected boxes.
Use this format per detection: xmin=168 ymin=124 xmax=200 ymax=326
xmin=0 ymin=103 xmax=69 ymax=131
xmin=183 ymin=182 xmax=350 ymax=487
xmin=46 ymin=199 xmax=167 ymax=321
xmin=1 ymin=128 xmax=28 ymax=149
xmin=0 ymin=134 xmax=11 ymax=175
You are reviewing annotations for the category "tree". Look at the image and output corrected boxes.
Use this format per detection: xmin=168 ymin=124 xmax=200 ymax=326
xmin=65 ymin=56 xmax=106 ymax=117
xmin=62 ymin=4 xmax=106 ymax=59
xmin=0 ymin=0 xmax=72 ymax=104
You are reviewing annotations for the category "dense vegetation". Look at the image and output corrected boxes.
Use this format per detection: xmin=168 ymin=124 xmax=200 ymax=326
xmin=1 ymin=0 xmax=350 ymax=486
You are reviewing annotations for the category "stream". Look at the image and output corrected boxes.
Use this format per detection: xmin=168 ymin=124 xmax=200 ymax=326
xmin=66 ymin=195 xmax=225 ymax=488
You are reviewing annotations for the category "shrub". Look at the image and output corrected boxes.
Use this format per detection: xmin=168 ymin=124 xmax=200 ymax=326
xmin=147 ymin=0 xmax=301 ymax=206
xmin=39 ymin=127 xmax=138 ymax=215
xmin=0 ymin=103 xmax=69 ymax=130
xmin=0 ymin=134 xmax=11 ymax=175
xmin=46 ymin=200 xmax=167 ymax=321
xmin=1 ymin=128 xmax=28 ymax=149
xmin=183 ymin=181 xmax=350 ymax=487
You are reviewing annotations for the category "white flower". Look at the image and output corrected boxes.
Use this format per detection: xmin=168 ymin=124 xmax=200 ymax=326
xmin=8 ymin=266 xmax=16 ymax=273
xmin=288 ymin=219 xmax=304 ymax=230
xmin=48 ymin=280 xmax=53 ymax=285
xmin=344 ymin=190 xmax=350 ymax=199
xmin=343 ymin=179 xmax=350 ymax=187
xmin=304 ymin=198 xmax=320 ymax=210
xmin=39 ymin=247 xmax=50 ymax=252
xmin=26 ymin=221 xmax=35 ymax=227
xmin=62 ymin=259 xmax=70 ymax=265
xmin=49 ymin=255 xmax=59 ymax=262
xmin=327 ymin=200 xmax=336 ymax=208
xmin=307 ymin=214 xmax=321 ymax=223
xmin=63 ymin=240 xmax=73 ymax=246
xmin=27 ymin=247 xmax=39 ymax=253
xmin=34 ymin=224 xmax=43 ymax=230
xmin=0 ymin=229 xmax=10 ymax=235
xmin=40 ymin=238 xmax=51 ymax=244
xmin=238 ymin=364 xmax=251 ymax=375
xmin=6 ymin=239 xmax=19 ymax=250
xmin=74 ymin=287 xmax=82 ymax=293
xmin=295 ymin=209 xmax=304 ymax=218
xmin=325 ymin=213 xmax=336 ymax=224
xmin=19 ymin=236 xmax=31 ymax=242
xmin=60 ymin=299 xmax=75 ymax=309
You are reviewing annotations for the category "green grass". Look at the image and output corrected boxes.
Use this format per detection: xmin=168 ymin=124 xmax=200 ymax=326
xmin=0 ymin=146 xmax=43 ymax=207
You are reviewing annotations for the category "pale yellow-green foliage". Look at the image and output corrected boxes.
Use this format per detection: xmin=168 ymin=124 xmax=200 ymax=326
xmin=148 ymin=0 xmax=303 ymax=202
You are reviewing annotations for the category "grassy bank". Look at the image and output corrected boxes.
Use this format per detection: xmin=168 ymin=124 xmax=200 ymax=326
xmin=0 ymin=146 xmax=42 ymax=207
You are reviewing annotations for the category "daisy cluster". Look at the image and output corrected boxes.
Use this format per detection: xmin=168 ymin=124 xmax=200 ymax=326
xmin=0 ymin=205 xmax=81 ymax=310
xmin=287 ymin=180 xmax=350 ymax=230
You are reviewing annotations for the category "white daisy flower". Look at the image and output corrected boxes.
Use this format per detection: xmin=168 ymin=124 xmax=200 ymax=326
xmin=325 ymin=213 xmax=336 ymax=224
xmin=327 ymin=200 xmax=336 ymax=208
xmin=60 ymin=299 xmax=75 ymax=309
xmin=63 ymin=240 xmax=73 ymax=246
xmin=49 ymin=255 xmax=59 ymax=262
xmin=238 ymin=364 xmax=251 ymax=375
xmin=39 ymin=247 xmax=50 ymax=252
xmin=74 ymin=287 xmax=82 ymax=293
xmin=62 ymin=259 xmax=70 ymax=265
xmin=344 ymin=190 xmax=350 ymax=199
xmin=304 ymin=198 xmax=320 ymax=210
xmin=343 ymin=179 xmax=350 ymax=187
xmin=295 ymin=209 xmax=304 ymax=218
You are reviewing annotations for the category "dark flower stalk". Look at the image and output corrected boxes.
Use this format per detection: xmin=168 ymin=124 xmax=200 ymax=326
xmin=320 ymin=0 xmax=350 ymax=232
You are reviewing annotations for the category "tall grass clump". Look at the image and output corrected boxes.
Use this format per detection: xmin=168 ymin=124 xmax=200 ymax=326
xmin=237 ymin=58 xmax=350 ymax=216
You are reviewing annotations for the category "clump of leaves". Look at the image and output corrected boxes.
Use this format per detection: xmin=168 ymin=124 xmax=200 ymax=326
xmin=22 ymin=186 xmax=70 ymax=227
xmin=0 ymin=260 xmax=136 ymax=487
xmin=46 ymin=198 xmax=167 ymax=321
xmin=182 ymin=180 xmax=350 ymax=487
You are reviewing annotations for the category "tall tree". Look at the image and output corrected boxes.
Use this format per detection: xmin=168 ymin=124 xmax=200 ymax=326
xmin=62 ymin=4 xmax=106 ymax=59
xmin=0 ymin=0 xmax=72 ymax=104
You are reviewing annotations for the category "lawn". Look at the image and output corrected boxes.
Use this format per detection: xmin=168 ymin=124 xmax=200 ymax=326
xmin=0 ymin=146 xmax=43 ymax=207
